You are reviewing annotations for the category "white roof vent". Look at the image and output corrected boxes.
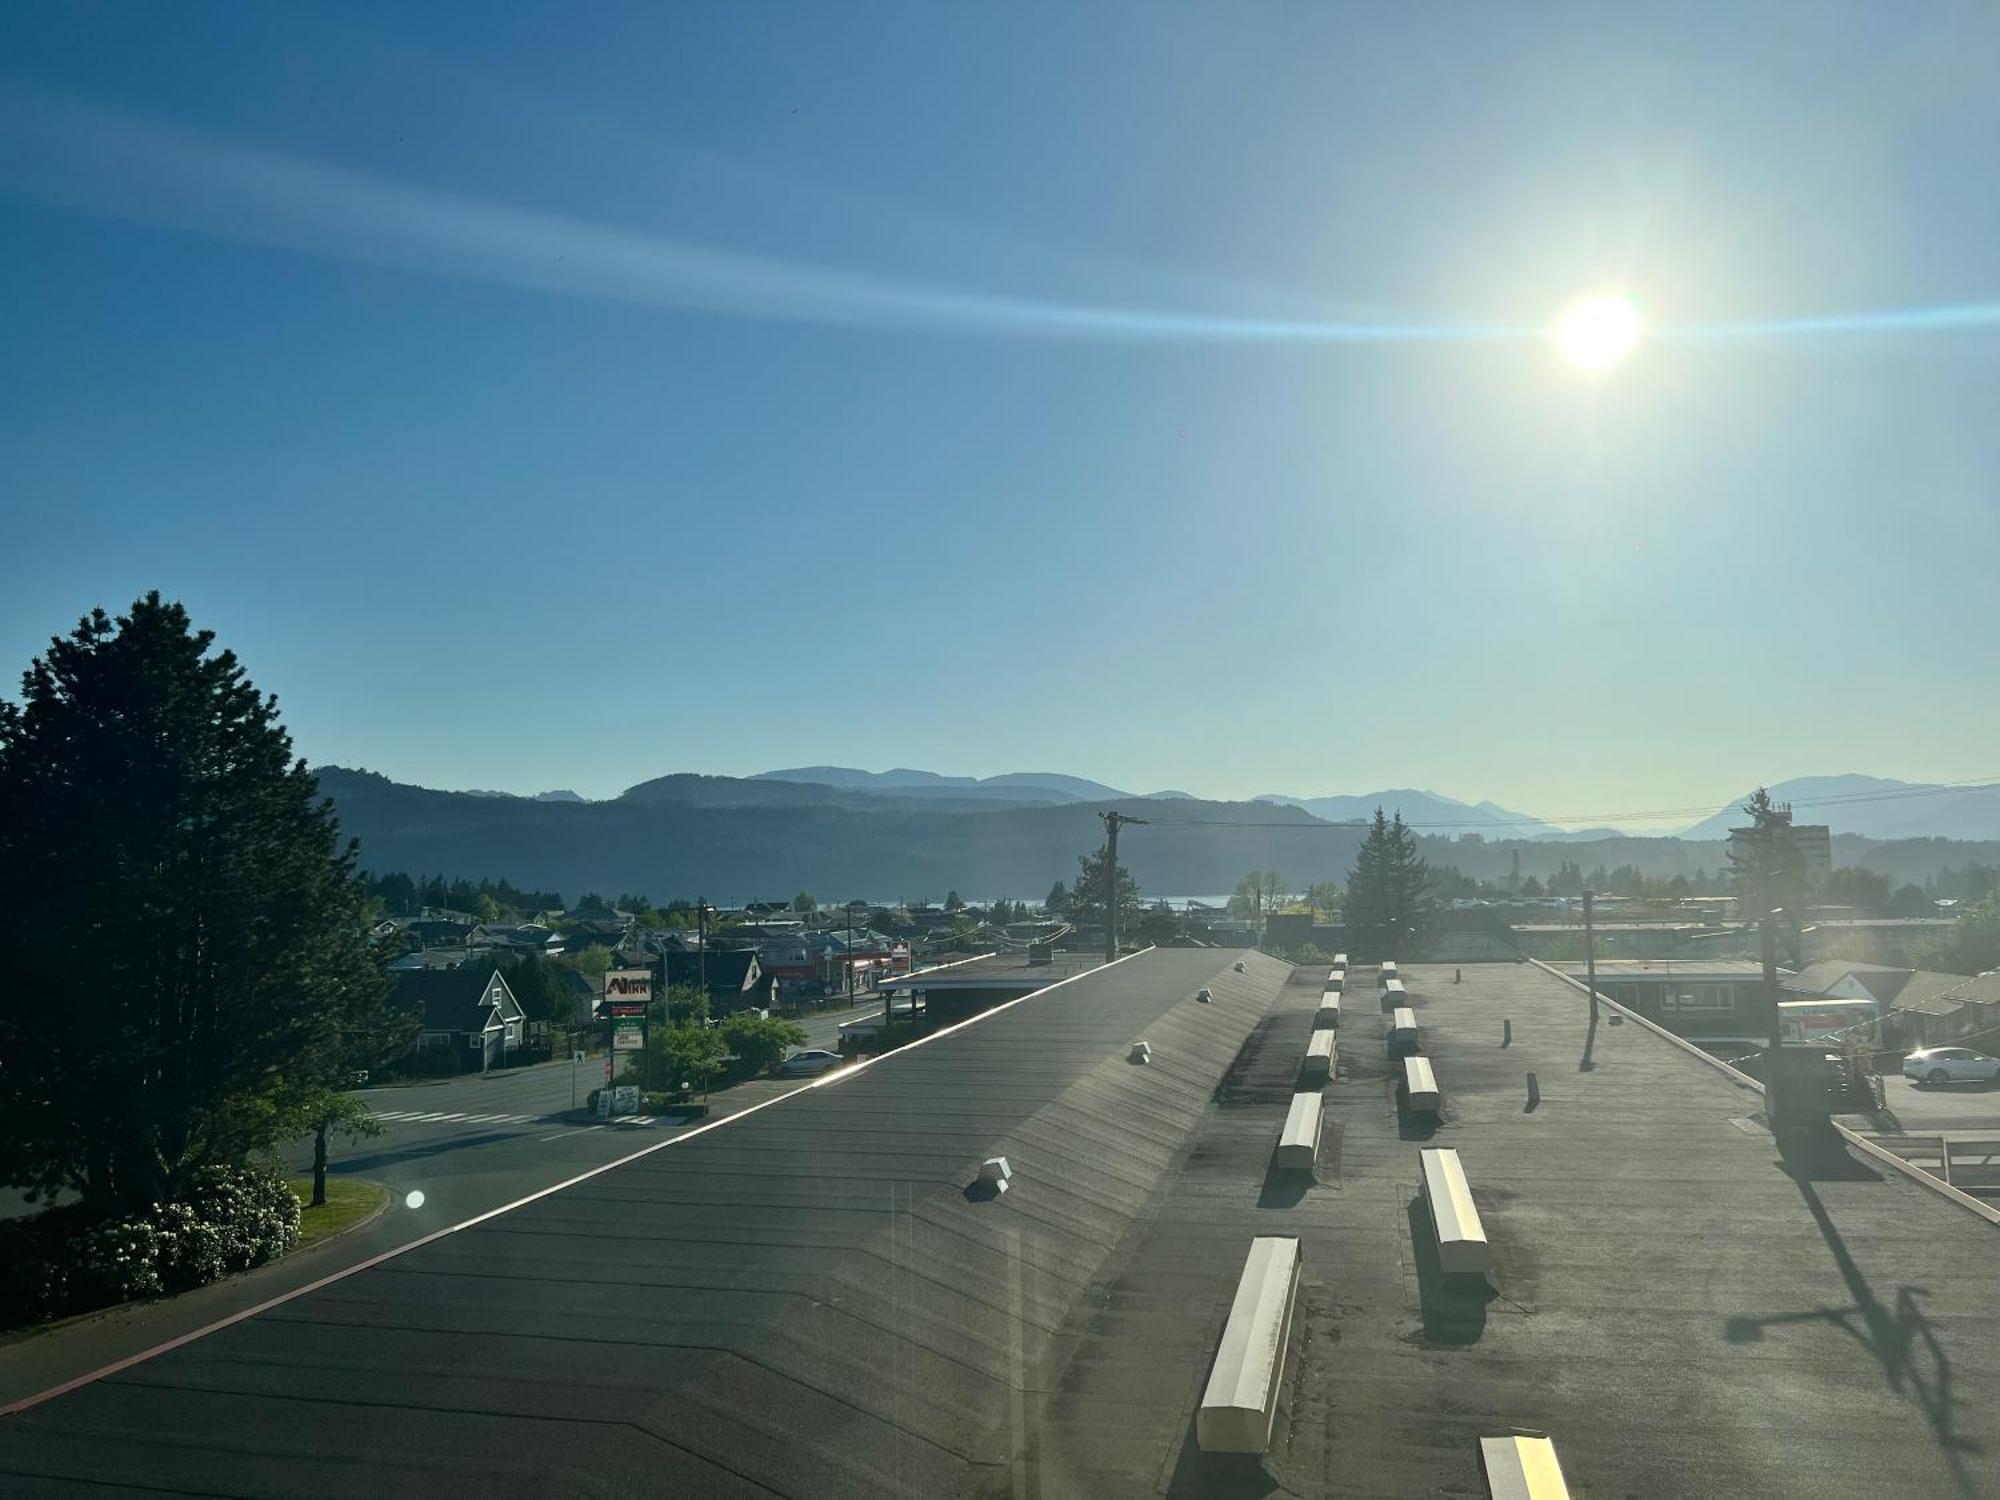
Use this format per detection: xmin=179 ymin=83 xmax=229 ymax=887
xmin=1233 ymin=960 xmax=1247 ymax=973
xmin=978 ymin=1156 xmax=1013 ymax=1193
xmin=1129 ymin=1040 xmax=1152 ymax=1064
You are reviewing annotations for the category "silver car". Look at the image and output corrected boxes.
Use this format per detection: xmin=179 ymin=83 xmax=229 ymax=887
xmin=773 ymin=1048 xmax=845 ymax=1079
xmin=1902 ymin=1046 xmax=2000 ymax=1087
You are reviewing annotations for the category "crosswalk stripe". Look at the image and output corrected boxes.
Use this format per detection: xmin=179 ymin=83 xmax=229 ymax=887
xmin=373 ymin=1110 xmax=419 ymax=1120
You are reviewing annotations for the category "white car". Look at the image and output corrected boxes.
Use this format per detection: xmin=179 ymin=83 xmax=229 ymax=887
xmin=773 ymin=1048 xmax=844 ymax=1078
xmin=1902 ymin=1047 xmax=2000 ymax=1087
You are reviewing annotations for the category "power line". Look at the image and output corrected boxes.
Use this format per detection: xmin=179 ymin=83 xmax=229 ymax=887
xmin=1132 ymin=772 xmax=2000 ymax=834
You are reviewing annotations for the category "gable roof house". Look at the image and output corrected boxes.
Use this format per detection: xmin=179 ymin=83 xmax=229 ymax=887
xmin=395 ymin=968 xmax=526 ymax=1072
xmin=663 ymin=948 xmax=776 ymax=1015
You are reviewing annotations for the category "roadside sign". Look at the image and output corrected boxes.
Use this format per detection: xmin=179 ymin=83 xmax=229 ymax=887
xmin=611 ymin=1085 xmax=641 ymax=1115
xmin=596 ymin=1089 xmax=611 ymax=1120
xmin=613 ymin=1019 xmax=644 ymax=1051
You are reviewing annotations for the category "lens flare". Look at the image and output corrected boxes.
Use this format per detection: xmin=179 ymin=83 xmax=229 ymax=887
xmin=1555 ymin=294 xmax=1644 ymax=372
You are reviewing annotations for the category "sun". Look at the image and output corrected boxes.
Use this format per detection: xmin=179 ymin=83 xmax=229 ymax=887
xmin=1554 ymin=293 xmax=1644 ymax=372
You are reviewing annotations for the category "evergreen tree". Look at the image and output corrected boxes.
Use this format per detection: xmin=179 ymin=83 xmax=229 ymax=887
xmin=1045 ymin=879 xmax=1071 ymax=916
xmin=0 ymin=595 xmax=396 ymax=1215
xmin=1069 ymin=843 xmax=1141 ymax=932
xmin=1343 ymin=808 xmax=1438 ymax=961
xmin=1728 ymin=788 xmax=1808 ymax=920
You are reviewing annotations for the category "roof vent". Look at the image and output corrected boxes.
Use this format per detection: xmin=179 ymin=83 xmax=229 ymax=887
xmin=1129 ymin=1040 xmax=1152 ymax=1064
xmin=978 ymin=1156 xmax=1013 ymax=1193
xmin=1233 ymin=960 xmax=1247 ymax=973
xmin=1196 ymin=987 xmax=1214 ymax=1003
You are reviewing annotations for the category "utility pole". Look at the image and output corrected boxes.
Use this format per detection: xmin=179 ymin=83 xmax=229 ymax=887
xmin=697 ymin=897 xmax=708 ymax=1006
xmin=1582 ymin=888 xmax=1600 ymax=1025
xmin=846 ymin=902 xmax=855 ymax=1010
xmin=1760 ymin=904 xmax=1792 ymax=1056
xmin=1100 ymin=810 xmax=1148 ymax=963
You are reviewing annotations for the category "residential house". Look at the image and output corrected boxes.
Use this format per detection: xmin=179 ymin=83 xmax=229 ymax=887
xmin=396 ymin=968 xmax=526 ymax=1072
xmin=663 ymin=948 xmax=777 ymax=1016
xmin=1886 ymin=971 xmax=1985 ymax=1047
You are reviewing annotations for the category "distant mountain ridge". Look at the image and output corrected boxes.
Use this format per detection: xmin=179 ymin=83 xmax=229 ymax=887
xmin=311 ymin=765 xmax=2000 ymax=903
xmin=1254 ymin=788 xmax=1562 ymax=838
xmin=750 ymin=765 xmax=1129 ymax=804
xmin=1681 ymin=774 xmax=2000 ymax=842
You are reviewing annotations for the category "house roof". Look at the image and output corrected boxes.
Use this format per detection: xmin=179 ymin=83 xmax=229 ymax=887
xmin=394 ymin=967 xmax=507 ymax=1033
xmin=1780 ymin=960 xmax=1914 ymax=1002
xmin=1939 ymin=971 xmax=2000 ymax=1010
xmin=1888 ymin=970 xmax=1979 ymax=1018
xmin=663 ymin=948 xmax=761 ymax=993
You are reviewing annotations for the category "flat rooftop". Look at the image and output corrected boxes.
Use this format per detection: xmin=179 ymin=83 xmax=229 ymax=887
xmin=885 ymin=947 xmax=1104 ymax=991
xmin=1551 ymin=957 xmax=1774 ymax=978
xmin=4 ymin=957 xmax=1995 ymax=1498
xmin=1031 ymin=961 xmax=1999 ymax=1497
xmin=0 ymin=947 xmax=1289 ymax=1498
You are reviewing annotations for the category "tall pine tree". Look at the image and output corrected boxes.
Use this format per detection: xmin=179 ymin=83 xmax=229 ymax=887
xmin=1343 ymin=808 xmax=1438 ymax=961
xmin=0 ymin=595 xmax=400 ymax=1214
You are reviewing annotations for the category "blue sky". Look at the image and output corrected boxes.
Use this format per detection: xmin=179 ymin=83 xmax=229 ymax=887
xmin=3 ymin=2 xmax=1998 ymax=820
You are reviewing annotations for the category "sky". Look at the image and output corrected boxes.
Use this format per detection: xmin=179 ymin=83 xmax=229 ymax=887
xmin=3 ymin=1 xmax=1999 ymax=823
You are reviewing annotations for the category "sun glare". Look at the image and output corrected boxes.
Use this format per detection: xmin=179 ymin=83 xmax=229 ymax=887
xmin=1554 ymin=294 xmax=1643 ymax=372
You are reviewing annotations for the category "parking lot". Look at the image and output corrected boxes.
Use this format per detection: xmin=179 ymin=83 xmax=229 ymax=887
xmin=1878 ymin=1070 xmax=2000 ymax=1133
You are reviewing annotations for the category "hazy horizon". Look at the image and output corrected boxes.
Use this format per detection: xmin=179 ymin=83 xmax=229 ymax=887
xmin=6 ymin=3 xmax=1999 ymax=818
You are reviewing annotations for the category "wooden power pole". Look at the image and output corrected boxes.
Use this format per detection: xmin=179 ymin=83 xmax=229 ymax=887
xmin=1100 ymin=810 xmax=1147 ymax=962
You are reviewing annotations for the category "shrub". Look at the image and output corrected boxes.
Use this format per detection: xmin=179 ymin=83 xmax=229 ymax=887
xmin=0 ymin=1164 xmax=300 ymax=1328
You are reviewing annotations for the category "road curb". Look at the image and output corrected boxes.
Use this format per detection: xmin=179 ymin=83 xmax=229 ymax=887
xmin=290 ymin=1179 xmax=393 ymax=1253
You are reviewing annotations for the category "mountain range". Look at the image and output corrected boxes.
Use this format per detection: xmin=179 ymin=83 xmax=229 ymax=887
xmin=313 ymin=763 xmax=2000 ymax=907
xmin=433 ymin=765 xmax=2000 ymax=843
xmin=1679 ymin=774 xmax=2000 ymax=842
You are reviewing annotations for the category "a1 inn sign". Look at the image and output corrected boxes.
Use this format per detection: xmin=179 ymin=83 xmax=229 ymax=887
xmin=604 ymin=969 xmax=652 ymax=1016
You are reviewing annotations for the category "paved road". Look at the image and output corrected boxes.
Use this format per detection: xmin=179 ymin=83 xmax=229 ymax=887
xmin=1877 ymin=1072 xmax=2000 ymax=1133
xmin=0 ymin=1055 xmax=801 ymax=1408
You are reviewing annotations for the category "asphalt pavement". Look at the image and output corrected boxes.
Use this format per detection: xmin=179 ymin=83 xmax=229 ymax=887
xmin=1875 ymin=1071 xmax=2000 ymax=1132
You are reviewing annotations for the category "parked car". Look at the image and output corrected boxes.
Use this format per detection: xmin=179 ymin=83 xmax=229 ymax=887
xmin=1902 ymin=1047 xmax=2000 ymax=1087
xmin=773 ymin=1048 xmax=844 ymax=1079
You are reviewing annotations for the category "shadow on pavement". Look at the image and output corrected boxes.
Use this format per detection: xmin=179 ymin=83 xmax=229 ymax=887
xmin=333 ymin=1130 xmax=520 ymax=1174
xmin=1165 ymin=1425 xmax=1289 ymax=1498
xmin=1723 ymin=1166 xmax=1984 ymax=1498
xmin=1256 ymin=1159 xmax=1312 ymax=1210
xmin=1777 ymin=1128 xmax=1883 ymax=1184
xmin=1396 ymin=1086 xmax=1441 ymax=1141
xmin=1405 ymin=1194 xmax=1494 ymax=1346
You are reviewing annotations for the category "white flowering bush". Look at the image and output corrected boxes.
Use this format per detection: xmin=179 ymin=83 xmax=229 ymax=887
xmin=0 ymin=1164 xmax=301 ymax=1326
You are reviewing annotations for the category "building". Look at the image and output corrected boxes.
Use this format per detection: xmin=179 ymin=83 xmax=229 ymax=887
xmin=395 ymin=967 xmax=525 ymax=1071
xmin=662 ymin=947 xmax=776 ymax=1015
xmin=14 ymin=953 xmax=2000 ymax=1497
xmin=1551 ymin=958 xmax=1777 ymax=1045
xmin=1777 ymin=961 xmax=1988 ymax=1047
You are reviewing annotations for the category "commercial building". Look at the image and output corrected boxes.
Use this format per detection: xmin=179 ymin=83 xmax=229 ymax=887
xmin=9 ymin=955 xmax=1998 ymax=1497
xmin=1550 ymin=958 xmax=1776 ymax=1044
